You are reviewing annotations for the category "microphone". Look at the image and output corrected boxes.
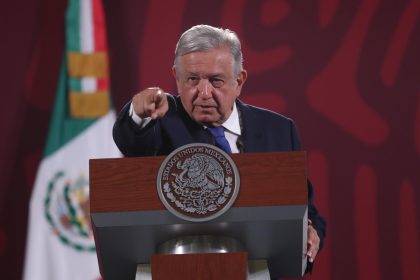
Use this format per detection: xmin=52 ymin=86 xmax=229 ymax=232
xmin=236 ymin=135 xmax=244 ymax=153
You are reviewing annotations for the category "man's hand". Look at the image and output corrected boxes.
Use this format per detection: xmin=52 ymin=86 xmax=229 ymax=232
xmin=306 ymin=220 xmax=321 ymax=263
xmin=132 ymin=87 xmax=169 ymax=119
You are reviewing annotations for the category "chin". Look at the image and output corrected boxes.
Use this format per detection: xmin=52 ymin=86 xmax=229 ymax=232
xmin=193 ymin=115 xmax=220 ymax=125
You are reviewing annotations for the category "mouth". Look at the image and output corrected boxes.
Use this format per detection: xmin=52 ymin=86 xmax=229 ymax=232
xmin=190 ymin=106 xmax=224 ymax=125
xmin=195 ymin=105 xmax=217 ymax=113
xmin=193 ymin=102 xmax=217 ymax=109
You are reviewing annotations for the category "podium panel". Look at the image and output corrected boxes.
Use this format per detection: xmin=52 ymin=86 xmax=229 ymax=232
xmin=151 ymin=252 xmax=248 ymax=280
xmin=90 ymin=152 xmax=308 ymax=279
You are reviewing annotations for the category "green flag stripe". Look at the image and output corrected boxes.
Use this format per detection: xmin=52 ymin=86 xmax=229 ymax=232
xmin=66 ymin=0 xmax=82 ymax=95
xmin=66 ymin=0 xmax=80 ymax=52
xmin=69 ymin=78 xmax=82 ymax=92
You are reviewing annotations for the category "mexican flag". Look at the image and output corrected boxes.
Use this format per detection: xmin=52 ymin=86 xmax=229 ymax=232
xmin=23 ymin=0 xmax=120 ymax=279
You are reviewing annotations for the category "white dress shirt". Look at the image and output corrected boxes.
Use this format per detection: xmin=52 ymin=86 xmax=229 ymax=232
xmin=216 ymin=103 xmax=241 ymax=153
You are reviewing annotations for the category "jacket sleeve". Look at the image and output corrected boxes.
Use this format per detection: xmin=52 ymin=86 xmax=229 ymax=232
xmin=112 ymin=102 xmax=163 ymax=156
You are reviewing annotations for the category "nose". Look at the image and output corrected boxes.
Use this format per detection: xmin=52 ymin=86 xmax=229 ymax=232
xmin=198 ymin=79 xmax=212 ymax=99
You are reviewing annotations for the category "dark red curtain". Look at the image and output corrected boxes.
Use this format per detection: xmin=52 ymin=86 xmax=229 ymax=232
xmin=1 ymin=0 xmax=419 ymax=279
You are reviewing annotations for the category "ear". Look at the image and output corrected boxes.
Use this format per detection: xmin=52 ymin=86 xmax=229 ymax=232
xmin=172 ymin=65 xmax=181 ymax=93
xmin=235 ymin=69 xmax=247 ymax=97
xmin=172 ymin=65 xmax=178 ymax=81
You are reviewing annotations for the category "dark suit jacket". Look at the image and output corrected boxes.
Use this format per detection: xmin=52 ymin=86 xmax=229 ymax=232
xmin=113 ymin=94 xmax=326 ymax=272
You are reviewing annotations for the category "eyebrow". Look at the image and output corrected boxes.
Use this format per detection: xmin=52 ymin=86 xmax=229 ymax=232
xmin=186 ymin=72 xmax=227 ymax=79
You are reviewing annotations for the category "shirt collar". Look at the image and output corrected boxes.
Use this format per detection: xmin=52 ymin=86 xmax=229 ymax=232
xmin=222 ymin=102 xmax=241 ymax=136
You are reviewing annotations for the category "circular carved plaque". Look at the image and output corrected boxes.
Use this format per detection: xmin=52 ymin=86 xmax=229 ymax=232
xmin=157 ymin=143 xmax=240 ymax=222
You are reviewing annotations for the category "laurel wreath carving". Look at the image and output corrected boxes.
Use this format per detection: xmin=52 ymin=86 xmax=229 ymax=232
xmin=163 ymin=176 xmax=233 ymax=215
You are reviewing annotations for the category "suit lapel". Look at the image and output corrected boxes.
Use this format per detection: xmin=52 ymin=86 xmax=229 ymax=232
xmin=236 ymin=100 xmax=264 ymax=152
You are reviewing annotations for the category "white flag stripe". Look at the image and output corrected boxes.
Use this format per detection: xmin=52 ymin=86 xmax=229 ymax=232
xmin=80 ymin=0 xmax=94 ymax=53
xmin=80 ymin=0 xmax=97 ymax=92
xmin=82 ymin=77 xmax=97 ymax=92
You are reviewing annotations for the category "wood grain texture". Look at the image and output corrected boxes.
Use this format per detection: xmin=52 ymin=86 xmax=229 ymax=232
xmin=151 ymin=252 xmax=248 ymax=280
xmin=90 ymin=152 xmax=307 ymax=213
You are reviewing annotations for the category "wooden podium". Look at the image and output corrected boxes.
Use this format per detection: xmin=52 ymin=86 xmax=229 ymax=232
xmin=90 ymin=151 xmax=308 ymax=279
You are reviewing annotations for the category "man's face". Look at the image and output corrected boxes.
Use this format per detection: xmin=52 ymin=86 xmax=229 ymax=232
xmin=173 ymin=48 xmax=247 ymax=127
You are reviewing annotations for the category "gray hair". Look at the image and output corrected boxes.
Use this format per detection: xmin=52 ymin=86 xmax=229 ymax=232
xmin=174 ymin=25 xmax=244 ymax=76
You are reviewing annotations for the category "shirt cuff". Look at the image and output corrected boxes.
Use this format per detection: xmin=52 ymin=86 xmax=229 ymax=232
xmin=129 ymin=103 xmax=152 ymax=129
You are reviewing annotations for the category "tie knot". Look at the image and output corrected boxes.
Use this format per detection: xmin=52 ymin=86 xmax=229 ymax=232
xmin=207 ymin=126 xmax=225 ymax=138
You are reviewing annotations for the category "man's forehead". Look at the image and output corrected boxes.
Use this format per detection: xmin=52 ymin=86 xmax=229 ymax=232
xmin=181 ymin=49 xmax=232 ymax=63
xmin=178 ymin=50 xmax=234 ymax=75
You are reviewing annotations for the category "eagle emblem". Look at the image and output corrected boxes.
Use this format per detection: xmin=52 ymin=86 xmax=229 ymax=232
xmin=157 ymin=143 xmax=240 ymax=222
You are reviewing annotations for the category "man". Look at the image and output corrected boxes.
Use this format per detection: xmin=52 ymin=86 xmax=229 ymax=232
xmin=113 ymin=24 xmax=326 ymax=273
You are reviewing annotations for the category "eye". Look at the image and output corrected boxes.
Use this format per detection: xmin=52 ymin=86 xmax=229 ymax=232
xmin=187 ymin=76 xmax=199 ymax=85
xmin=210 ymin=78 xmax=224 ymax=88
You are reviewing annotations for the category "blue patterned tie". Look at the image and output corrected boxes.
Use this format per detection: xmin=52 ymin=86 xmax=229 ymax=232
xmin=207 ymin=126 xmax=232 ymax=154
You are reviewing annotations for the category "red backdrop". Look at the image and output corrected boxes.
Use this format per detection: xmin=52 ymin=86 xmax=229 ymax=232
xmin=1 ymin=0 xmax=419 ymax=279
